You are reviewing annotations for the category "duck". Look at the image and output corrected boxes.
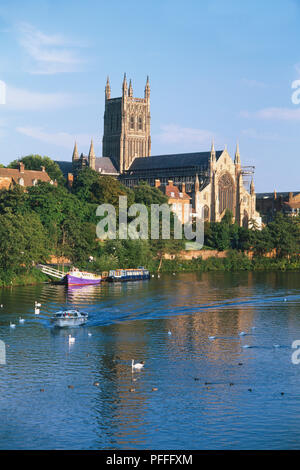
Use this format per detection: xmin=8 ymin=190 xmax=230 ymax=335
xmin=68 ymin=334 xmax=75 ymax=344
xmin=131 ymin=359 xmax=144 ymax=370
xmin=10 ymin=322 xmax=16 ymax=329
xmin=19 ymin=317 xmax=25 ymax=323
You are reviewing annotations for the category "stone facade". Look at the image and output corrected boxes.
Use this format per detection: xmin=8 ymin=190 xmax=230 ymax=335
xmin=195 ymin=143 xmax=261 ymax=227
xmin=102 ymin=75 xmax=151 ymax=173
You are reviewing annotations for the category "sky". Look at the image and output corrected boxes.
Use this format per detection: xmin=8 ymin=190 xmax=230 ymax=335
xmin=0 ymin=0 xmax=300 ymax=191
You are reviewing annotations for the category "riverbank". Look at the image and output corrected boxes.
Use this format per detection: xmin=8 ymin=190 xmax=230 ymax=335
xmin=1 ymin=252 xmax=299 ymax=288
xmin=0 ymin=268 xmax=49 ymax=288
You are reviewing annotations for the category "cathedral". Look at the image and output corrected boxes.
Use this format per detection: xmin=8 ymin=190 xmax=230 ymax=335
xmin=60 ymin=75 xmax=261 ymax=228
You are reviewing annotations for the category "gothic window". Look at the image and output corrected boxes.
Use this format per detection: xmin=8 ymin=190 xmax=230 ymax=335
xmin=138 ymin=116 xmax=143 ymax=130
xmin=203 ymin=205 xmax=209 ymax=221
xmin=242 ymin=210 xmax=249 ymax=229
xmin=130 ymin=115 xmax=134 ymax=130
xmin=218 ymin=173 xmax=234 ymax=214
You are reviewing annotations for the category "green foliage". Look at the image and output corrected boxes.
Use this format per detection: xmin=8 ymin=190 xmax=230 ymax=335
xmin=0 ymin=211 xmax=50 ymax=272
xmin=133 ymin=181 xmax=168 ymax=206
xmin=8 ymin=155 xmax=64 ymax=185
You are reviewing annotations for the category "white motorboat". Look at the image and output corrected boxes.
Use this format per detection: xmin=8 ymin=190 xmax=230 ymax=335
xmin=50 ymin=309 xmax=88 ymax=327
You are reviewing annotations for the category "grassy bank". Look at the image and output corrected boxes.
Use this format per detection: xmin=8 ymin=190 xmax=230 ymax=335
xmin=1 ymin=252 xmax=299 ymax=288
xmin=0 ymin=268 xmax=49 ymax=288
xmin=155 ymin=252 xmax=300 ymax=273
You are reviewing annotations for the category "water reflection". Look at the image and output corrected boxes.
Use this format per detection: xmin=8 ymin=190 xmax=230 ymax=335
xmin=0 ymin=271 xmax=300 ymax=449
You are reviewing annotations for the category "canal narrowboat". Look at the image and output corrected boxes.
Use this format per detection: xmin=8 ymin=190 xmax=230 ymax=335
xmin=107 ymin=267 xmax=150 ymax=282
xmin=64 ymin=268 xmax=102 ymax=286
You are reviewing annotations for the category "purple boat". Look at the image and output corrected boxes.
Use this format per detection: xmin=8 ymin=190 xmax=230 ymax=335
xmin=64 ymin=269 xmax=102 ymax=286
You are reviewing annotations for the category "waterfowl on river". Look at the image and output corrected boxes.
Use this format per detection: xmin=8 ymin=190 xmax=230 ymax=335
xmin=132 ymin=359 xmax=144 ymax=370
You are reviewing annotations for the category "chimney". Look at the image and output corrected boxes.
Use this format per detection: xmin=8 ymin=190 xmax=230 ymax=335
xmin=155 ymin=179 xmax=160 ymax=188
xmin=41 ymin=166 xmax=45 ymax=172
xmin=19 ymin=162 xmax=25 ymax=173
xmin=182 ymin=182 xmax=186 ymax=193
xmin=168 ymin=180 xmax=173 ymax=186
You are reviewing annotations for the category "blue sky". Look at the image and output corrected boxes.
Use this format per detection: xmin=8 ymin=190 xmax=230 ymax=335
xmin=0 ymin=0 xmax=300 ymax=191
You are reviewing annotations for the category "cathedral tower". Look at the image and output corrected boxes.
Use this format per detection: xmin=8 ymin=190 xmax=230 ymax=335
xmin=102 ymin=74 xmax=151 ymax=173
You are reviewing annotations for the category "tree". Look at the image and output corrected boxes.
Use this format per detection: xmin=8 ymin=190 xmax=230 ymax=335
xmin=267 ymin=213 xmax=300 ymax=258
xmin=0 ymin=186 xmax=29 ymax=215
xmin=133 ymin=181 xmax=168 ymax=206
xmin=0 ymin=211 xmax=50 ymax=272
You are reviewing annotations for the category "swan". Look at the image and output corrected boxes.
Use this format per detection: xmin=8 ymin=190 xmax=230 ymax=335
xmin=239 ymin=331 xmax=246 ymax=336
xmin=34 ymin=307 xmax=40 ymax=315
xmin=0 ymin=304 xmax=3 ymax=308
xmin=283 ymin=298 xmax=287 ymax=302
xmin=273 ymin=344 xmax=280 ymax=348
xmin=10 ymin=322 xmax=16 ymax=328
xmin=168 ymin=330 xmax=172 ymax=335
xmin=68 ymin=334 xmax=75 ymax=344
xmin=35 ymin=301 xmax=42 ymax=307
xmin=19 ymin=317 xmax=25 ymax=323
xmin=88 ymin=332 xmax=92 ymax=337
xmin=242 ymin=344 xmax=251 ymax=349
xmin=208 ymin=336 xmax=216 ymax=340
xmin=132 ymin=359 xmax=144 ymax=370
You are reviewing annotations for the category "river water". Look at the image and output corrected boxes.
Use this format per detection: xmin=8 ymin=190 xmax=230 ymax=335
xmin=0 ymin=271 xmax=299 ymax=450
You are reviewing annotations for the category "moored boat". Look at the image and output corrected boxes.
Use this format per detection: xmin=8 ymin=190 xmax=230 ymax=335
xmin=64 ymin=268 xmax=102 ymax=286
xmin=107 ymin=267 xmax=150 ymax=282
xmin=50 ymin=309 xmax=88 ymax=327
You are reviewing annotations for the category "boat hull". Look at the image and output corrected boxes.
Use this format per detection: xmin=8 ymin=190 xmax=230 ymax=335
xmin=65 ymin=274 xmax=102 ymax=286
xmin=51 ymin=317 xmax=87 ymax=328
xmin=107 ymin=273 xmax=150 ymax=282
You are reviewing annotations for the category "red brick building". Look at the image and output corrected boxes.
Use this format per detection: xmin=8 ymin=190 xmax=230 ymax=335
xmin=0 ymin=162 xmax=53 ymax=190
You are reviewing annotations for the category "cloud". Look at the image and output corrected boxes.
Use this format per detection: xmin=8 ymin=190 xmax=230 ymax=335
xmin=241 ymin=78 xmax=267 ymax=89
xmin=16 ymin=126 xmax=96 ymax=151
xmin=241 ymin=107 xmax=300 ymax=121
xmin=5 ymin=84 xmax=84 ymax=110
xmin=17 ymin=22 xmax=86 ymax=74
xmin=156 ymin=124 xmax=214 ymax=145
xmin=241 ymin=128 xmax=279 ymax=141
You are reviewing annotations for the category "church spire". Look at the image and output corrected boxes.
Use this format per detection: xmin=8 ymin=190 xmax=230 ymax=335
xmin=211 ymin=138 xmax=216 ymax=162
xmin=128 ymin=79 xmax=133 ymax=97
xmin=122 ymin=73 xmax=127 ymax=96
xmin=105 ymin=76 xmax=111 ymax=100
xmin=144 ymin=75 xmax=150 ymax=99
xmin=250 ymin=177 xmax=255 ymax=195
xmin=195 ymin=173 xmax=199 ymax=192
xmin=72 ymin=141 xmax=79 ymax=162
xmin=235 ymin=141 xmax=241 ymax=165
xmin=88 ymin=139 xmax=96 ymax=170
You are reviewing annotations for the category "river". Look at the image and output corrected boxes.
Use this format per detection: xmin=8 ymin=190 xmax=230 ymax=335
xmin=0 ymin=271 xmax=299 ymax=450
